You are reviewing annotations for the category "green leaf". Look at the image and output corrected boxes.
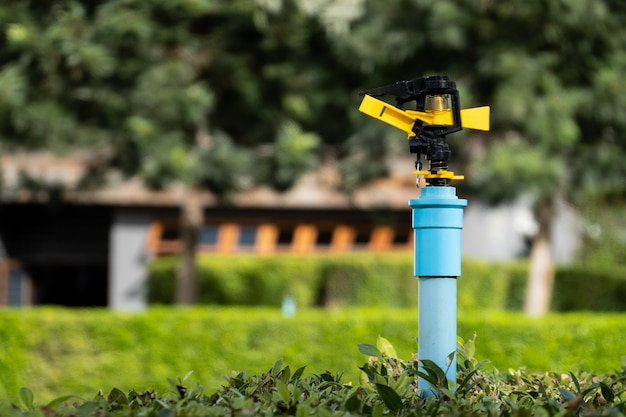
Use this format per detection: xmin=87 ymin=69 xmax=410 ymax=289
xmin=558 ymin=387 xmax=577 ymax=402
xmin=569 ymin=371 xmax=581 ymax=394
xmin=376 ymin=336 xmax=398 ymax=359
xmin=457 ymin=366 xmax=483 ymax=394
xmin=599 ymin=382 xmax=615 ymax=403
xmin=276 ymin=379 xmax=290 ymax=404
xmin=295 ymin=404 xmax=310 ymax=417
xmin=182 ymin=370 xmax=194 ymax=382
xmin=108 ymin=387 xmax=129 ymax=405
xmin=417 ymin=371 xmax=440 ymax=391
xmin=344 ymin=392 xmax=362 ymax=413
xmin=315 ymin=407 xmax=336 ymax=417
xmin=465 ymin=336 xmax=476 ymax=360
xmin=420 ymin=359 xmax=446 ymax=384
xmin=357 ymin=343 xmax=381 ymax=357
xmin=78 ymin=401 xmax=101 ymax=417
xmin=319 ymin=372 xmax=336 ymax=382
xmin=390 ymin=372 xmax=411 ymax=396
xmin=375 ymin=383 xmax=403 ymax=411
xmin=537 ymin=381 xmax=548 ymax=399
xmin=45 ymin=395 xmax=76 ymax=408
xmin=446 ymin=351 xmax=456 ymax=370
xmin=378 ymin=362 xmax=388 ymax=379
xmin=157 ymin=409 xmax=175 ymax=417
xmin=291 ymin=365 xmax=306 ymax=381
xmin=360 ymin=370 xmax=371 ymax=385
xmin=167 ymin=378 xmax=179 ymax=394
xmin=372 ymin=402 xmax=384 ymax=417
xmin=271 ymin=359 xmax=284 ymax=377
xmin=18 ymin=387 xmax=34 ymax=410
xmin=279 ymin=365 xmax=291 ymax=381
xmin=359 ymin=365 xmax=376 ymax=382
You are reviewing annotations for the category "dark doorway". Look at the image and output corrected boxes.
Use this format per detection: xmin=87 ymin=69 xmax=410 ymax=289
xmin=0 ymin=203 xmax=112 ymax=307
xmin=28 ymin=264 xmax=108 ymax=307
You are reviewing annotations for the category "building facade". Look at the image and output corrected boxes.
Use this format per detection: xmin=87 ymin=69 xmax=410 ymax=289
xmin=0 ymin=154 xmax=581 ymax=309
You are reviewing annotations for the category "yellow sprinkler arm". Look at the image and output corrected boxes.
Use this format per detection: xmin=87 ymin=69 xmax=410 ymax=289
xmin=359 ymin=94 xmax=490 ymax=137
xmin=358 ymin=94 xmax=416 ymax=136
xmin=457 ymin=106 xmax=491 ymax=131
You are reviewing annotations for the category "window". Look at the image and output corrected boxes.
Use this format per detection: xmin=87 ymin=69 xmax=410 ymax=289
xmin=353 ymin=230 xmax=371 ymax=249
xmin=316 ymin=230 xmax=333 ymax=247
xmin=8 ymin=268 xmax=25 ymax=306
xmin=393 ymin=230 xmax=411 ymax=245
xmin=277 ymin=229 xmax=294 ymax=246
xmin=198 ymin=226 xmax=219 ymax=245
xmin=238 ymin=226 xmax=257 ymax=248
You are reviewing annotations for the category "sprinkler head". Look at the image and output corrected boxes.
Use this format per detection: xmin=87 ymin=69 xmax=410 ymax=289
xmin=358 ymin=75 xmax=490 ymax=187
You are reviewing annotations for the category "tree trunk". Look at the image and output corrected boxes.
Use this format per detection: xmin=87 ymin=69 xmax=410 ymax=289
xmin=523 ymin=197 xmax=555 ymax=317
xmin=176 ymin=188 xmax=203 ymax=305
xmin=175 ymin=119 xmax=212 ymax=305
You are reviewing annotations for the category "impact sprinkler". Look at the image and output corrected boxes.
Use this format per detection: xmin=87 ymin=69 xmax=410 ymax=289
xmin=358 ymin=75 xmax=490 ymax=396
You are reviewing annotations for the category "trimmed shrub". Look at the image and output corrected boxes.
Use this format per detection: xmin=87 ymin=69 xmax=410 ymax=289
xmin=149 ymin=254 xmax=323 ymax=307
xmin=149 ymin=253 xmax=626 ymax=312
xmin=552 ymin=265 xmax=626 ymax=311
xmin=1 ymin=307 xmax=626 ymax=404
xmin=148 ymin=254 xmax=527 ymax=310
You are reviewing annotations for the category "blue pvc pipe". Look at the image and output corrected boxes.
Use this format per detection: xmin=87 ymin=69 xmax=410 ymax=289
xmin=409 ymin=186 xmax=467 ymax=397
xmin=417 ymin=277 xmax=457 ymax=395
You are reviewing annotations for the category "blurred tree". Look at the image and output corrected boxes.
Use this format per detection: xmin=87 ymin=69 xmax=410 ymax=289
xmin=465 ymin=0 xmax=626 ymax=315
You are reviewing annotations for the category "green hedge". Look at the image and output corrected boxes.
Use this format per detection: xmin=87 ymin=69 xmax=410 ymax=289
xmin=148 ymin=254 xmax=528 ymax=310
xmin=2 ymin=307 xmax=626 ymax=404
xmin=149 ymin=254 xmax=626 ymax=311
xmin=552 ymin=265 xmax=626 ymax=311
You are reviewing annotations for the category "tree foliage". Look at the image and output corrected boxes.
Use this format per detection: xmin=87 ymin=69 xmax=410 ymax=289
xmin=463 ymin=1 xmax=626 ymax=206
xmin=1 ymin=0 xmax=625 ymax=198
xmin=0 ymin=0 xmax=334 ymax=194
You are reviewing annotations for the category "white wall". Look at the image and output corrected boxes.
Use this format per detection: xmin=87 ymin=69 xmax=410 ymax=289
xmin=108 ymin=209 xmax=152 ymax=310
xmin=462 ymin=197 xmax=582 ymax=263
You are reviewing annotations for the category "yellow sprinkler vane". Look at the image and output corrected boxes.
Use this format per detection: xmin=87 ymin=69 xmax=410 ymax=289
xmin=358 ymin=76 xmax=490 ymax=187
